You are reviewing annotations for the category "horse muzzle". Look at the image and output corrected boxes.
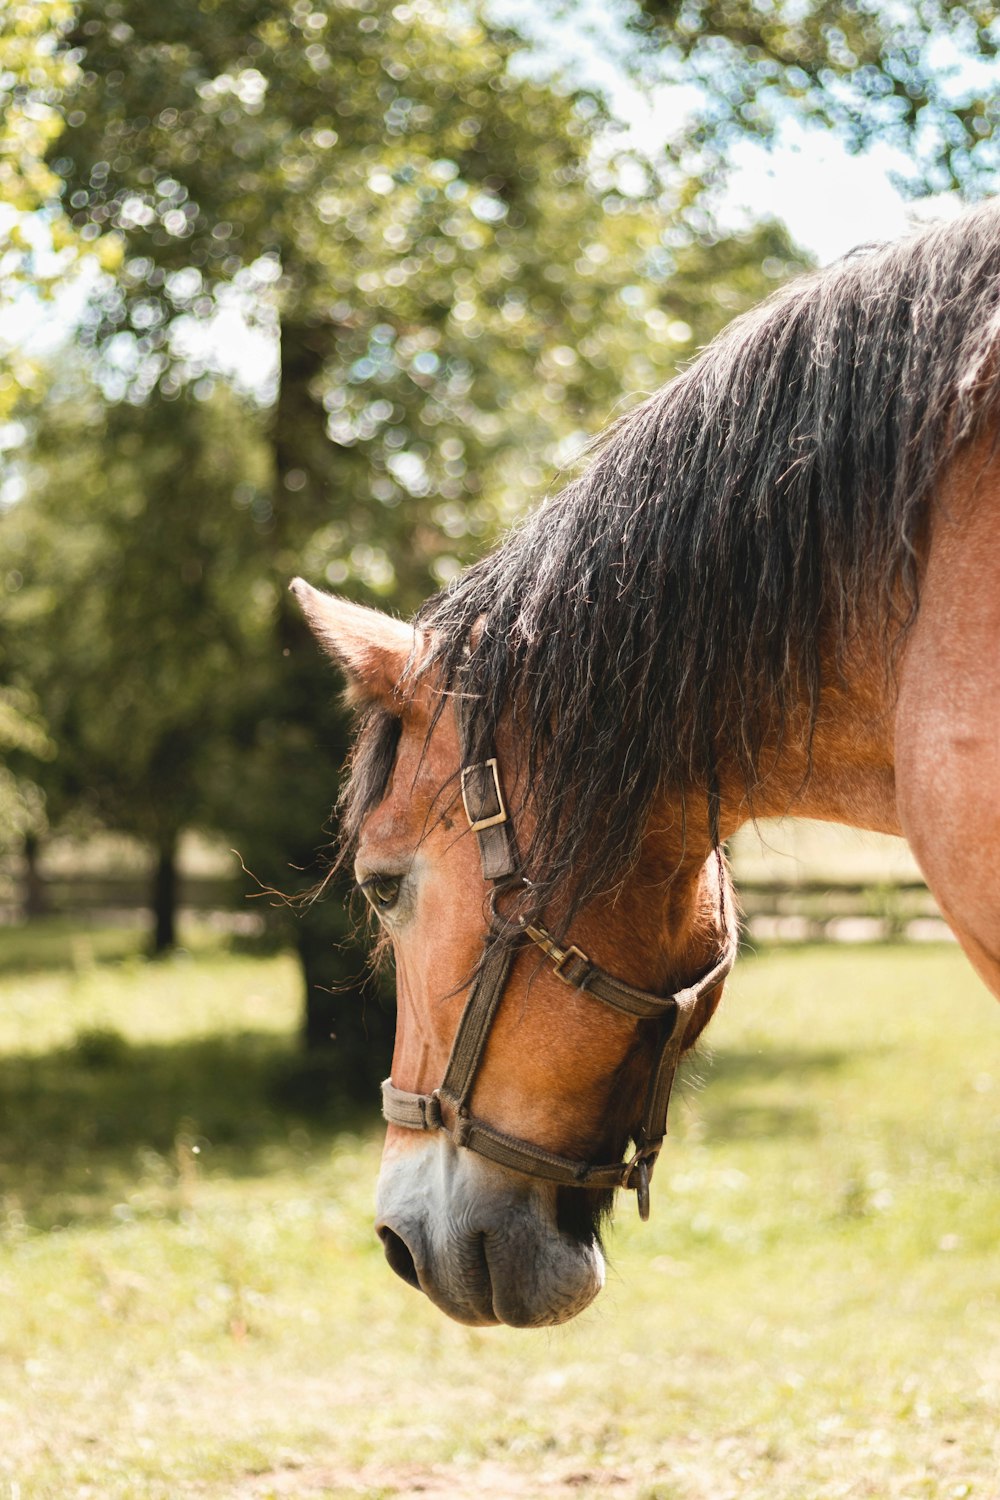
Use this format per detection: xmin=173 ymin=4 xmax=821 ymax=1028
xmin=374 ymin=1134 xmax=605 ymax=1327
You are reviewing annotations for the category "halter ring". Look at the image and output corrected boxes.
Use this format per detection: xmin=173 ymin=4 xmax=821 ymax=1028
xmin=623 ymin=1143 xmax=661 ymax=1222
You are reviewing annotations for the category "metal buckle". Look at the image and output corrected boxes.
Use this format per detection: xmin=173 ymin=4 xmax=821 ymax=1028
xmin=552 ymin=943 xmax=589 ymax=983
xmin=460 ymin=759 xmax=507 ymax=832
xmin=523 ymin=923 xmax=589 ymax=983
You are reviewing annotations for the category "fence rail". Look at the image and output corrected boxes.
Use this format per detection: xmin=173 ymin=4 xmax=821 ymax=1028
xmin=738 ymin=879 xmax=951 ymax=944
xmin=0 ymin=872 xmax=262 ymax=933
xmin=0 ymin=870 xmax=955 ymax=945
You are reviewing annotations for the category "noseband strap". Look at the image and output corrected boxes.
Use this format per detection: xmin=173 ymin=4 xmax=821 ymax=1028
xmin=380 ymin=697 xmax=738 ymax=1221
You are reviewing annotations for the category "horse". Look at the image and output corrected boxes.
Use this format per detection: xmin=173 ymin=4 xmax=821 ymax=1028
xmin=292 ymin=200 xmax=1000 ymax=1327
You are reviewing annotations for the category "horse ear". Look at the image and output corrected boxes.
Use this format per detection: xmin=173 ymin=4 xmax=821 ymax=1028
xmin=289 ymin=578 xmax=415 ymax=705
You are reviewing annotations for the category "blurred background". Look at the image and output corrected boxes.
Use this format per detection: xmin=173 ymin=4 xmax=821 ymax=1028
xmin=1 ymin=4 xmax=999 ymax=1496
xmin=3 ymin=0 xmax=993 ymax=1095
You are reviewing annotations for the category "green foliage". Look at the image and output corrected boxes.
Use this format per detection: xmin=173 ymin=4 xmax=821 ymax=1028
xmin=49 ymin=0 xmax=810 ymax=598
xmin=633 ymin=0 xmax=1000 ymax=195
xmin=1 ymin=373 xmax=273 ymax=854
xmin=0 ymin=3 xmax=73 ymax=215
xmin=0 ymin=1 xmax=120 ymax=417
xmin=0 ymin=682 xmax=52 ymax=854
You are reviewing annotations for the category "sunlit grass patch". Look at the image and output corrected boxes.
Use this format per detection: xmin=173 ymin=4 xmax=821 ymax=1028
xmin=0 ymin=921 xmax=300 ymax=1055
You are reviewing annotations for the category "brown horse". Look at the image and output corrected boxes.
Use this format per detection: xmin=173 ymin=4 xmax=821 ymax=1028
xmin=294 ymin=201 xmax=1000 ymax=1327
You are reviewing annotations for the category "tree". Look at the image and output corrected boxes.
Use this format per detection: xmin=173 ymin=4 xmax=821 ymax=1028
xmin=27 ymin=0 xmax=816 ymax=1075
xmin=1 ymin=373 xmax=272 ymax=951
xmin=46 ymin=1 xmax=811 ymax=582
xmin=0 ymin=683 xmax=53 ymax=916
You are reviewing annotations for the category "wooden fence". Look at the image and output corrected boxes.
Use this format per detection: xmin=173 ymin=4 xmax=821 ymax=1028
xmin=0 ymin=869 xmax=954 ymax=945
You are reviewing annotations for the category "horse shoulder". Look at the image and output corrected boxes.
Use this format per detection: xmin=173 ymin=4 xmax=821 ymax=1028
xmin=895 ymin=429 xmax=1000 ymax=997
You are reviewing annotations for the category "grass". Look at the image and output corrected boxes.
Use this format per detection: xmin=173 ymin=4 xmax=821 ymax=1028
xmin=0 ymin=924 xmax=998 ymax=1498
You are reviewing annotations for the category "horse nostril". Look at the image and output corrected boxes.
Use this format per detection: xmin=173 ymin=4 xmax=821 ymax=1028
xmin=378 ymin=1225 xmax=421 ymax=1290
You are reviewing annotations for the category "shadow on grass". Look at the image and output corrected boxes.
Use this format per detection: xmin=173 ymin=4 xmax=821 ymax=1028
xmin=698 ymin=1101 xmax=825 ymax=1139
xmin=0 ymin=1028 xmax=379 ymax=1232
xmin=687 ymin=1043 xmax=863 ymax=1141
xmin=0 ymin=964 xmax=871 ymax=1230
xmin=707 ymin=1044 xmax=857 ymax=1084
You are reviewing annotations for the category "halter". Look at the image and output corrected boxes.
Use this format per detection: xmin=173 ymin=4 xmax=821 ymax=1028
xmin=380 ymin=700 xmax=738 ymax=1220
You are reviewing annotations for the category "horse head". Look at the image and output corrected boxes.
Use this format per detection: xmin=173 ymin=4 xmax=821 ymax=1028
xmin=292 ymin=580 xmax=736 ymax=1327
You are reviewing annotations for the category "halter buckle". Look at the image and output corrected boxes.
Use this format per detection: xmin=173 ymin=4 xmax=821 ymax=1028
xmin=460 ymin=758 xmax=508 ymax=832
xmin=551 ymin=943 xmax=589 ymax=982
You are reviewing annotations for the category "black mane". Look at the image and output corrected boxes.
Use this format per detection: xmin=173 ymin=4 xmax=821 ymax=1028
xmin=351 ymin=203 xmax=1000 ymax=910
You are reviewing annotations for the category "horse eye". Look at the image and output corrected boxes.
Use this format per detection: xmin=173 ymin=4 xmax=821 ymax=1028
xmin=361 ymin=874 xmax=402 ymax=913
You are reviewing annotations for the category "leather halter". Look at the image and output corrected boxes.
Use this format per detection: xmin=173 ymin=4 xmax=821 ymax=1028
xmin=380 ymin=700 xmax=738 ymax=1220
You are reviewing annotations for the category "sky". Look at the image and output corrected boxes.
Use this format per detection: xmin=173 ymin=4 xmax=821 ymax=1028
xmin=685 ymin=126 xmax=961 ymax=260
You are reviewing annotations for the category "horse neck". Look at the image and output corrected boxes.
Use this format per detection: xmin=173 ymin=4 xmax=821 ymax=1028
xmin=635 ymin=642 xmax=900 ymax=916
xmin=610 ymin=814 xmax=733 ymax=996
xmin=716 ymin=639 xmax=901 ymax=839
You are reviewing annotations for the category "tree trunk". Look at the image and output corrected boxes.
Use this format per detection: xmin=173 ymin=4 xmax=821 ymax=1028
xmin=296 ymin=903 xmax=396 ymax=1100
xmin=21 ymin=832 xmax=48 ymax=919
xmin=152 ymin=839 xmax=178 ymax=954
xmin=273 ymin=314 xmax=369 ymax=1053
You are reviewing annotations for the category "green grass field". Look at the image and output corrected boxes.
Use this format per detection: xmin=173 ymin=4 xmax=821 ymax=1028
xmin=0 ymin=923 xmax=998 ymax=1499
